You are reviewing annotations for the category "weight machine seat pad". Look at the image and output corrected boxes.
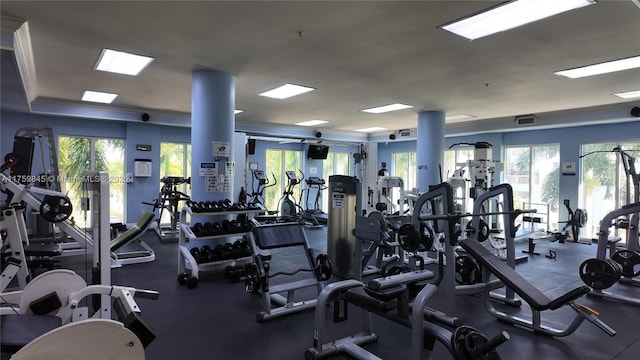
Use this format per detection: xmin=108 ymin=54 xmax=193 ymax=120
xmin=460 ymin=239 xmax=589 ymax=311
xmin=252 ymin=223 xmax=307 ymax=249
xmin=23 ymin=243 xmax=62 ymax=257
xmin=110 ymin=212 xmax=155 ymax=252
xmin=344 ymin=286 xmax=399 ymax=313
xmin=0 ymin=314 xmax=61 ymax=353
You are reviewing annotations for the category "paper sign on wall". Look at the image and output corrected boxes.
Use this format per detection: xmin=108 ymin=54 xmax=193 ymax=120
xmin=199 ymin=162 xmax=217 ymax=176
xmin=212 ymin=141 xmax=230 ymax=156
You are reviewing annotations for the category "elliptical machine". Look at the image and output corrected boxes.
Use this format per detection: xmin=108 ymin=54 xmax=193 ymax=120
xmin=249 ymin=169 xmax=277 ymax=210
xmin=278 ymin=170 xmax=321 ymax=227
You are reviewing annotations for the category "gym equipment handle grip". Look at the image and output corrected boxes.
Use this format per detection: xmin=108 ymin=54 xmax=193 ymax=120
xmin=592 ymin=318 xmax=616 ymax=337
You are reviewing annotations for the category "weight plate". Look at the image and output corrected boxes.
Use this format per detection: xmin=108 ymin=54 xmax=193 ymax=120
xmin=451 ymin=325 xmax=501 ymax=360
xmin=398 ymin=223 xmax=421 ymax=252
xmin=611 ymin=250 xmax=640 ymax=278
xmin=420 ymin=222 xmax=435 ymax=250
xmin=367 ymin=211 xmax=388 ymax=234
xmin=579 ymin=258 xmax=621 ymax=289
xmin=455 ymin=254 xmax=481 ymax=285
xmin=478 ymin=219 xmax=490 ymax=242
xmin=39 ymin=195 xmax=73 ymax=223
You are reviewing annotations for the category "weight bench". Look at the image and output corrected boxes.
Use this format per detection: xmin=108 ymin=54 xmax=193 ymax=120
xmin=306 ymin=267 xmax=509 ymax=360
xmin=460 ymin=237 xmax=616 ymax=337
xmin=110 ymin=212 xmax=156 ymax=267
xmin=248 ymin=222 xmax=327 ymax=322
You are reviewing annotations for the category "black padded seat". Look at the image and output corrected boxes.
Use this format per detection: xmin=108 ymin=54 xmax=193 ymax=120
xmin=110 ymin=212 xmax=155 ymax=252
xmin=344 ymin=286 xmax=399 ymax=312
xmin=0 ymin=314 xmax=62 ymax=353
xmin=23 ymin=243 xmax=62 ymax=257
xmin=460 ymin=238 xmax=590 ymax=311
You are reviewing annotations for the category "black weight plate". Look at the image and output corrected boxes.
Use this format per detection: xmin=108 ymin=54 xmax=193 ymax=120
xmin=39 ymin=195 xmax=73 ymax=223
xmin=611 ymin=250 xmax=640 ymax=277
xmin=367 ymin=211 xmax=387 ymax=234
xmin=398 ymin=223 xmax=420 ymax=252
xmin=478 ymin=219 xmax=490 ymax=242
xmin=455 ymin=255 xmax=480 ymax=285
xmin=579 ymin=258 xmax=621 ymax=289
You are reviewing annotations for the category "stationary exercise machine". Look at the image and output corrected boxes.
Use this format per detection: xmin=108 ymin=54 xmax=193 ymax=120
xmin=577 ymin=146 xmax=640 ymax=306
xmin=278 ymin=169 xmax=321 ymax=227
xmin=307 ymin=183 xmax=510 ymax=359
xmin=248 ymin=169 xmax=276 ymax=209
xmin=301 ymin=176 xmax=328 ymax=222
xmin=376 ymin=175 xmax=408 ymax=215
xmin=9 ymin=320 xmax=147 ymax=360
xmin=1 ymin=269 xmax=158 ymax=357
xmin=245 ymin=222 xmax=331 ymax=322
xmin=109 ymin=212 xmax=156 ymax=266
xmin=144 ymin=176 xmax=190 ymax=241
xmin=459 ymin=184 xmax=616 ymax=337
xmin=579 ymin=202 xmax=640 ymax=306
xmin=352 ymin=211 xmax=403 ymax=280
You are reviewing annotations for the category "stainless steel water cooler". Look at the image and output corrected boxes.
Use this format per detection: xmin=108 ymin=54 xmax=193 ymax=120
xmin=327 ymin=175 xmax=361 ymax=279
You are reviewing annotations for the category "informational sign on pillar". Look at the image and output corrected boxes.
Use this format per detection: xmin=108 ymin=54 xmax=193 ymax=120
xmin=213 ymin=141 xmax=230 ymax=157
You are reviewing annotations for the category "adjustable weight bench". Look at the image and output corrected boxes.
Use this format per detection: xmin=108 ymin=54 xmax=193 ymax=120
xmin=110 ymin=212 xmax=156 ymax=266
xmin=248 ymin=222 xmax=327 ymax=322
xmin=460 ymin=237 xmax=616 ymax=337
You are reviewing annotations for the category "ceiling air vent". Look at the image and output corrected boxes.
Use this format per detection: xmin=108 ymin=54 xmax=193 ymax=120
xmin=399 ymin=129 xmax=413 ymax=137
xmin=515 ymin=114 xmax=536 ymax=126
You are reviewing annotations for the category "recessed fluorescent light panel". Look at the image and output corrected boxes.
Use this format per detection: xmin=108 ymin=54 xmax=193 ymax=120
xmin=446 ymin=114 xmax=476 ymax=121
xmin=354 ymin=127 xmax=389 ymax=133
xmin=82 ymin=90 xmax=118 ymax=104
xmin=440 ymin=0 xmax=596 ymax=41
xmin=554 ymin=55 xmax=640 ymax=79
xmin=294 ymin=120 xmax=329 ymax=127
xmin=614 ymin=90 xmax=640 ymax=99
xmin=361 ymin=103 xmax=414 ymax=114
xmin=259 ymin=83 xmax=315 ymax=99
xmin=95 ymin=49 xmax=154 ymax=76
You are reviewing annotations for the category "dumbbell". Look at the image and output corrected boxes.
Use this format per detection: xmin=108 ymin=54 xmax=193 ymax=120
xmin=240 ymin=240 xmax=252 ymax=257
xmin=224 ymin=264 xmax=249 ymax=282
xmin=220 ymin=220 xmax=233 ymax=234
xmin=220 ymin=243 xmax=234 ymax=260
xmin=218 ymin=199 xmax=232 ymax=210
xmin=232 ymin=240 xmax=249 ymax=258
xmin=191 ymin=222 xmax=204 ymax=237
xmin=244 ymin=263 xmax=261 ymax=294
xmin=202 ymin=221 xmax=213 ymax=236
xmin=200 ymin=245 xmax=212 ymax=262
xmin=240 ymin=220 xmax=253 ymax=233
xmin=211 ymin=245 xmax=224 ymax=262
xmin=190 ymin=247 xmax=204 ymax=264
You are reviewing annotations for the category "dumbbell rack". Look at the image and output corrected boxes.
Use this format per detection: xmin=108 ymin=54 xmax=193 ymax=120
xmin=177 ymin=205 xmax=264 ymax=288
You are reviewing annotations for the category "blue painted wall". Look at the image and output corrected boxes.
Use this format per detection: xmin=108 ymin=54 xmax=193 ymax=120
xmin=2 ymin=108 xmax=638 ymax=224
xmin=376 ymin=120 xmax=640 ymax=214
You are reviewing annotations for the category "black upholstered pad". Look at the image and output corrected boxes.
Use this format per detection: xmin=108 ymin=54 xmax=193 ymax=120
xmin=252 ymin=223 xmax=307 ymax=249
xmin=23 ymin=243 xmax=62 ymax=257
xmin=0 ymin=314 xmax=61 ymax=353
xmin=460 ymin=238 xmax=588 ymax=311
xmin=110 ymin=212 xmax=155 ymax=251
xmin=344 ymin=286 xmax=399 ymax=312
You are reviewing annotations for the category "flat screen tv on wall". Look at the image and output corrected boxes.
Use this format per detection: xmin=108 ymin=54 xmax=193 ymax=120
xmin=307 ymin=144 xmax=329 ymax=160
